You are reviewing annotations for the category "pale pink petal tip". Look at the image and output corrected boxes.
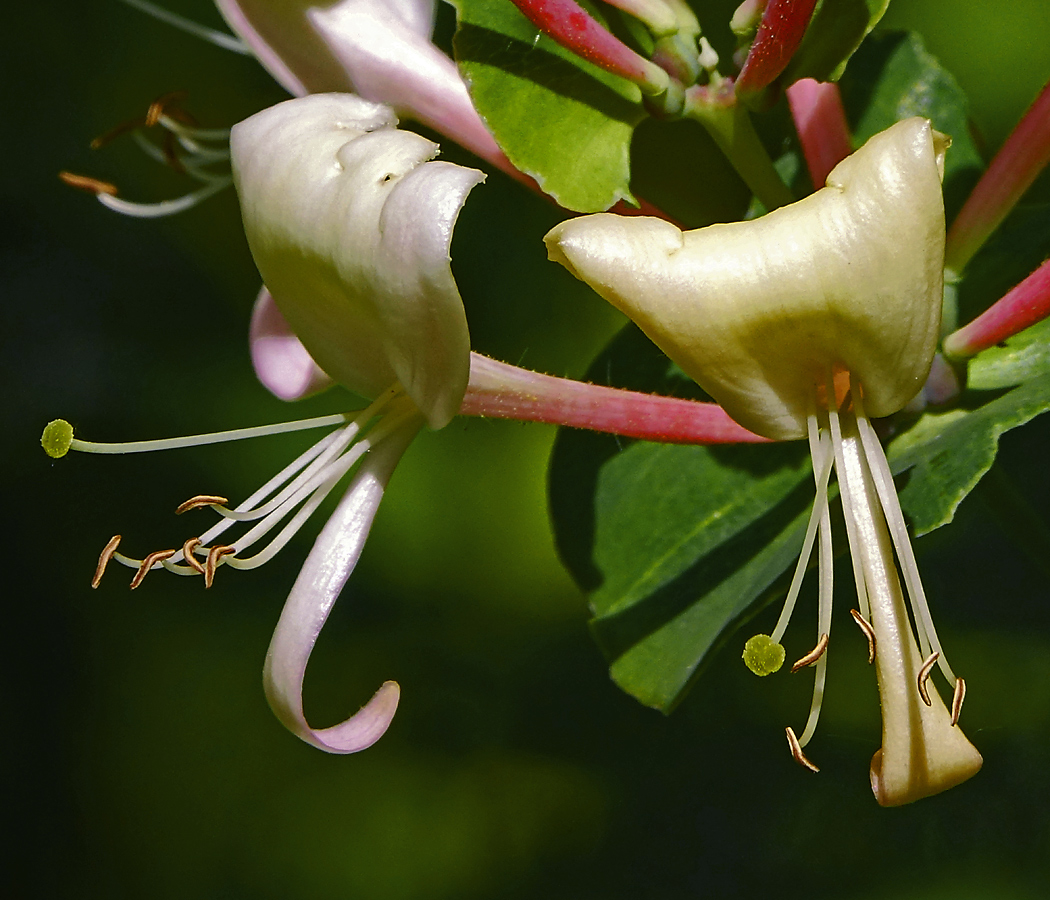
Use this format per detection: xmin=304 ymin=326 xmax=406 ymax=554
xmin=250 ymin=287 xmax=334 ymax=401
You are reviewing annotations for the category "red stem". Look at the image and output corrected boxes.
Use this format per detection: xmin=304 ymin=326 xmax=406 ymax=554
xmin=942 ymin=258 xmax=1050 ymax=359
xmin=786 ymin=78 xmax=851 ymax=186
xmin=460 ymin=353 xmax=767 ymax=444
xmin=510 ymin=0 xmax=668 ymax=93
xmin=735 ymin=0 xmax=818 ymax=98
xmin=946 ymin=80 xmax=1050 ymax=273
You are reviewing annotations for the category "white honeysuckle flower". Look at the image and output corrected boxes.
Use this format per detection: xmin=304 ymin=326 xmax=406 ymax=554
xmin=545 ymin=118 xmax=983 ymax=805
xmin=232 ymin=91 xmax=484 ymax=429
xmin=48 ymin=92 xmax=485 ymax=754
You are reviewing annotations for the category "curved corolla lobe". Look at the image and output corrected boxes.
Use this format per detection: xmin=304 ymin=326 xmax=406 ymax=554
xmin=546 ymin=118 xmax=948 ymax=440
xmin=231 ymin=93 xmax=484 ymax=429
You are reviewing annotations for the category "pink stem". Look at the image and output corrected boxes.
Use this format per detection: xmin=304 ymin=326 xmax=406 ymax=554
xmin=460 ymin=353 xmax=767 ymax=444
xmin=946 ymin=80 xmax=1050 ymax=273
xmin=786 ymin=78 xmax=852 ymax=186
xmin=943 ymin=258 xmax=1050 ymax=359
xmin=510 ymin=0 xmax=669 ymax=94
xmin=735 ymin=0 xmax=818 ymax=98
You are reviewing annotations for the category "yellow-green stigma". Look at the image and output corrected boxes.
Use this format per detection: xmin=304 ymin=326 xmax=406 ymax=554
xmin=743 ymin=634 xmax=785 ymax=676
xmin=41 ymin=419 xmax=74 ymax=459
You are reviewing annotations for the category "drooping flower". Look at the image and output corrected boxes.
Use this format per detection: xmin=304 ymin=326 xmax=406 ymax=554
xmin=47 ymin=92 xmax=484 ymax=754
xmin=545 ymin=117 xmax=983 ymax=805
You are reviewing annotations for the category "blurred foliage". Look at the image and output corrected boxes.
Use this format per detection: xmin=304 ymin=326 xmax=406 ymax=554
xmin=5 ymin=2 xmax=1050 ymax=899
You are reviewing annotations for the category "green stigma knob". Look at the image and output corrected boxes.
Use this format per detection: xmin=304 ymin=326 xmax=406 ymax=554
xmin=41 ymin=419 xmax=74 ymax=459
xmin=743 ymin=634 xmax=785 ymax=676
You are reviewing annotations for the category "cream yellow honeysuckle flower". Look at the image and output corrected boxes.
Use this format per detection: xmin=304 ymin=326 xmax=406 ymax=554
xmin=545 ymin=118 xmax=982 ymax=805
xmin=546 ymin=117 xmax=946 ymax=442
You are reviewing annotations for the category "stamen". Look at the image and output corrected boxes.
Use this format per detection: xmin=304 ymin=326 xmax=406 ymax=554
xmin=176 ymin=495 xmax=229 ymax=515
xmin=116 ymin=0 xmax=251 ymax=54
xmin=850 ymin=608 xmax=877 ymax=663
xmin=59 ymin=171 xmax=118 ymax=195
xmin=785 ymin=727 xmax=820 ymax=773
xmin=951 ymin=678 xmax=967 ymax=726
xmin=791 ymin=633 xmax=829 ymax=673
xmin=917 ymin=651 xmax=940 ymax=706
xmin=826 ymin=376 xmax=871 ymax=621
xmin=181 ymin=537 xmax=205 ymax=575
xmin=204 ymin=545 xmax=236 ymax=588
xmin=853 ymin=393 xmax=958 ymax=685
xmin=92 ymin=535 xmax=122 ymax=588
xmin=144 ymin=90 xmax=187 ymax=128
xmin=769 ymin=416 xmax=834 ymax=643
xmin=96 ymin=177 xmax=233 ymax=218
xmin=130 ymin=548 xmax=177 ymax=589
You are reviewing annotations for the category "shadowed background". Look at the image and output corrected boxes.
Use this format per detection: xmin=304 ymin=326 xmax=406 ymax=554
xmin=5 ymin=1 xmax=1050 ymax=897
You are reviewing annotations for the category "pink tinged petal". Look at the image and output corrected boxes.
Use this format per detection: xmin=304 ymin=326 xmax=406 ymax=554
xmin=946 ymin=80 xmax=1050 ymax=273
xmin=943 ymin=258 xmax=1050 ymax=360
xmin=213 ymin=0 xmax=437 ymax=96
xmin=249 ymin=287 xmax=334 ymax=401
xmin=461 ymin=353 xmax=767 ymax=443
xmin=307 ymin=2 xmax=509 ymax=173
xmin=735 ymin=0 xmax=819 ymax=99
xmin=262 ymin=419 xmax=419 ymax=753
xmin=786 ymin=78 xmax=852 ymax=187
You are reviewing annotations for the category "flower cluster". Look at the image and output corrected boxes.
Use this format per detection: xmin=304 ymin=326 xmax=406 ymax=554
xmin=51 ymin=0 xmax=1050 ymax=805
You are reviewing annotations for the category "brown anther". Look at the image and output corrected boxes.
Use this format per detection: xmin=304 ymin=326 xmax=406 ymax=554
xmin=790 ymin=633 xmax=829 ymax=673
xmin=144 ymin=90 xmax=188 ymax=128
xmin=175 ymin=494 xmax=229 ymax=515
xmin=850 ymin=609 xmax=876 ymax=664
xmin=91 ymin=535 xmax=122 ymax=588
xmin=951 ymin=678 xmax=967 ymax=726
xmin=785 ymin=726 xmax=819 ymax=773
xmin=204 ymin=544 xmax=236 ymax=588
xmin=130 ymin=548 xmax=177 ymax=590
xmin=59 ymin=171 xmax=118 ymax=196
xmin=917 ymin=651 xmax=941 ymax=706
xmin=181 ymin=537 xmax=205 ymax=575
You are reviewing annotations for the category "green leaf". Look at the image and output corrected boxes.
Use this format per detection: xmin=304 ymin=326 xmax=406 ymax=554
xmin=450 ymin=0 xmax=645 ymax=212
xmin=840 ymin=31 xmax=983 ymax=206
xmin=782 ymin=0 xmax=892 ymax=84
xmin=549 ymin=327 xmax=811 ymax=711
xmin=891 ymin=374 xmax=1050 ymax=535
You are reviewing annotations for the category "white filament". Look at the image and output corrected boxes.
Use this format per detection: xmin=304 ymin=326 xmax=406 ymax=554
xmin=117 ymin=0 xmax=251 ymax=54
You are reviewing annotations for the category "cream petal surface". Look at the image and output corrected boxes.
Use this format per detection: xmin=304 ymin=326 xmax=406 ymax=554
xmin=546 ymin=118 xmax=947 ymax=440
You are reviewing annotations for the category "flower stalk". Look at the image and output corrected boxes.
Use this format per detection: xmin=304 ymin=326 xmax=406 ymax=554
xmin=945 ymin=80 xmax=1050 ymax=274
xmin=943 ymin=257 xmax=1050 ymax=359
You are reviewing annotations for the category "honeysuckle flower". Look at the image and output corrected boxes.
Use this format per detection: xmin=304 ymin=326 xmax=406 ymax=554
xmin=46 ymin=92 xmax=484 ymax=754
xmin=545 ymin=118 xmax=983 ymax=805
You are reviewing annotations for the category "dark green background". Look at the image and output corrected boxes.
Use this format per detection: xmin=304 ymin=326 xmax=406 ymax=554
xmin=5 ymin=1 xmax=1050 ymax=897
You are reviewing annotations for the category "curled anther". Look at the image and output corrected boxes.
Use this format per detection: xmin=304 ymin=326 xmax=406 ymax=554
xmin=785 ymin=726 xmax=820 ymax=773
xmin=204 ymin=544 xmax=236 ymax=588
xmin=181 ymin=537 xmax=205 ymax=575
xmin=790 ymin=633 xmax=829 ymax=673
xmin=144 ymin=90 xmax=189 ymax=128
xmin=917 ymin=651 xmax=941 ymax=706
xmin=175 ymin=494 xmax=229 ymax=515
xmin=130 ymin=548 xmax=177 ymax=590
xmin=951 ymin=678 xmax=967 ymax=727
xmin=849 ymin=609 xmax=876 ymax=664
xmin=91 ymin=534 xmax=122 ymax=588
xmin=59 ymin=171 xmax=118 ymax=196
